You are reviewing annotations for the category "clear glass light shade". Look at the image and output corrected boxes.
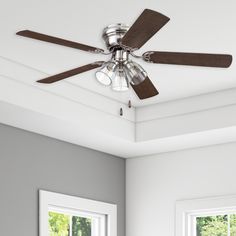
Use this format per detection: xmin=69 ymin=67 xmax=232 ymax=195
xmin=95 ymin=61 xmax=117 ymax=86
xmin=124 ymin=61 xmax=147 ymax=85
xmin=112 ymin=69 xmax=129 ymax=91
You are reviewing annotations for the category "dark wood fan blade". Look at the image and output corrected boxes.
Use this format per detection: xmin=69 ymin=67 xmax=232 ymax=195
xmin=121 ymin=9 xmax=170 ymax=50
xmin=16 ymin=30 xmax=105 ymax=53
xmin=37 ymin=61 xmax=104 ymax=84
xmin=143 ymin=51 xmax=233 ymax=68
xmin=131 ymin=77 xmax=159 ymax=99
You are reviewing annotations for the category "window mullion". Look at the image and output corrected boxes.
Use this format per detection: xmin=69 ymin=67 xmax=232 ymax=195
xmin=192 ymin=216 xmax=196 ymax=236
xmin=92 ymin=217 xmax=98 ymax=236
xmin=70 ymin=215 xmax=72 ymax=236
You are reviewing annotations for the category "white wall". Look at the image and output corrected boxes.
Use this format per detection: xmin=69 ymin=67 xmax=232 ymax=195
xmin=126 ymin=142 xmax=236 ymax=236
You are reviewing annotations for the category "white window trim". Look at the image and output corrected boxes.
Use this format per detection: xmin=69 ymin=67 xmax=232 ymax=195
xmin=175 ymin=195 xmax=236 ymax=236
xmin=39 ymin=190 xmax=117 ymax=236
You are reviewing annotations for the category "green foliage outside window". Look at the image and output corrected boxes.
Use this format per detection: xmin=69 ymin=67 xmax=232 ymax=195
xmin=72 ymin=216 xmax=91 ymax=236
xmin=48 ymin=211 xmax=91 ymax=236
xmin=230 ymin=215 xmax=236 ymax=236
xmin=49 ymin=212 xmax=70 ymax=236
xmin=197 ymin=214 xmax=236 ymax=236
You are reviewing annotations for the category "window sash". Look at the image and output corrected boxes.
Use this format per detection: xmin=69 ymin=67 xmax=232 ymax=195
xmin=40 ymin=190 xmax=116 ymax=236
xmin=175 ymin=195 xmax=236 ymax=236
xmin=49 ymin=207 xmax=106 ymax=236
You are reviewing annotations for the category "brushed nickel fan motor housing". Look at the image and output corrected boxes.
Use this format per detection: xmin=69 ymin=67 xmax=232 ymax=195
xmin=102 ymin=23 xmax=129 ymax=50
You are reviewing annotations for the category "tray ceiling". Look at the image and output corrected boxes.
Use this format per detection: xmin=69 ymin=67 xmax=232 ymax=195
xmin=0 ymin=0 xmax=236 ymax=157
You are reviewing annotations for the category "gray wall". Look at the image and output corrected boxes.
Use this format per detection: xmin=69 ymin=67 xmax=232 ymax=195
xmin=0 ymin=123 xmax=125 ymax=236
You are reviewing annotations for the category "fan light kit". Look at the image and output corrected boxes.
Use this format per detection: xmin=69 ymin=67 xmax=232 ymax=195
xmin=16 ymin=9 xmax=233 ymax=100
xmin=94 ymin=24 xmax=148 ymax=92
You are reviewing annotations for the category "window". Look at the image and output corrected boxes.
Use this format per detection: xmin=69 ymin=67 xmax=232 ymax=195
xmin=196 ymin=214 xmax=236 ymax=236
xmin=176 ymin=195 xmax=236 ymax=236
xmin=40 ymin=190 xmax=117 ymax=236
xmin=48 ymin=206 xmax=104 ymax=236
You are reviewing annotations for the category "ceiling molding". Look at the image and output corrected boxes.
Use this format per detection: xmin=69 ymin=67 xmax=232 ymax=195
xmin=1 ymin=56 xmax=236 ymax=157
xmin=136 ymin=87 xmax=236 ymax=122
xmin=1 ymin=76 xmax=236 ymax=157
xmin=0 ymin=55 xmax=132 ymax=106
xmin=1 ymin=100 xmax=236 ymax=158
xmin=0 ymin=56 xmax=135 ymax=122
xmin=136 ymin=104 xmax=236 ymax=142
xmin=0 ymin=74 xmax=135 ymax=141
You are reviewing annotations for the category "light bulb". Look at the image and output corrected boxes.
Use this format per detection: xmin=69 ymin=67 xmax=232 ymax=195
xmin=112 ymin=68 xmax=129 ymax=91
xmin=95 ymin=61 xmax=117 ymax=86
xmin=124 ymin=61 xmax=147 ymax=85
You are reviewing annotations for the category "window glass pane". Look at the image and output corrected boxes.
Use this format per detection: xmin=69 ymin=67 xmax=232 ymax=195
xmin=72 ymin=216 xmax=91 ymax=236
xmin=196 ymin=215 xmax=228 ymax=236
xmin=230 ymin=214 xmax=236 ymax=236
xmin=49 ymin=211 xmax=70 ymax=236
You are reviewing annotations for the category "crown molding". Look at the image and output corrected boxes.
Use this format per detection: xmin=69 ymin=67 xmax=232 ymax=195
xmin=1 ymin=56 xmax=236 ymax=157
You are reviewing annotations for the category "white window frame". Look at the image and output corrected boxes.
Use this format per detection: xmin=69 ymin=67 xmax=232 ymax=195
xmin=39 ymin=190 xmax=117 ymax=236
xmin=175 ymin=195 xmax=236 ymax=236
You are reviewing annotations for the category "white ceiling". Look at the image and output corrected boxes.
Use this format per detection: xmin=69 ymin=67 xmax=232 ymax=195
xmin=0 ymin=0 xmax=235 ymax=107
xmin=1 ymin=0 xmax=236 ymax=158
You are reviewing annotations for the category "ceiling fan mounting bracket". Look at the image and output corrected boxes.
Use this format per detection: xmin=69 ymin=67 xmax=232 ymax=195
xmin=142 ymin=51 xmax=155 ymax=62
xmin=102 ymin=23 xmax=130 ymax=50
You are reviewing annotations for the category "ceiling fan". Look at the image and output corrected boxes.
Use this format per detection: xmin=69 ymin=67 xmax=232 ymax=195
xmin=16 ymin=9 xmax=233 ymax=100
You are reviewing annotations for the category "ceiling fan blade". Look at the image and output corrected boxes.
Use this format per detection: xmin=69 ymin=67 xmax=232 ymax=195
xmin=143 ymin=51 xmax=233 ymax=68
xmin=37 ymin=61 xmax=104 ymax=84
xmin=16 ymin=30 xmax=105 ymax=53
xmin=121 ymin=9 xmax=170 ymax=50
xmin=131 ymin=77 xmax=159 ymax=100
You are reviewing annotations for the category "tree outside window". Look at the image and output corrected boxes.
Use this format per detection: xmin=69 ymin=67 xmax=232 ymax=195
xmin=49 ymin=211 xmax=91 ymax=236
xmin=196 ymin=214 xmax=236 ymax=236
